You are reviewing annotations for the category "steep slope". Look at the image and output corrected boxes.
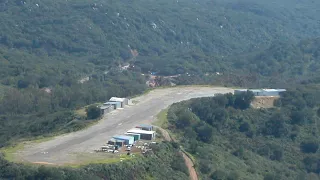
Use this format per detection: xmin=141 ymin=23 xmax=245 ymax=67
xmin=1 ymin=0 xmax=320 ymax=81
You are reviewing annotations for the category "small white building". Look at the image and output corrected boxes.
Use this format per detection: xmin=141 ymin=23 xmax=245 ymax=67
xmin=109 ymin=97 xmax=129 ymax=108
xmin=127 ymin=128 xmax=156 ymax=140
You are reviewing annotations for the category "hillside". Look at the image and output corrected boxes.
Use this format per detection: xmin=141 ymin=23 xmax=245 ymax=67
xmin=167 ymin=86 xmax=320 ymax=179
xmin=1 ymin=0 xmax=320 ymax=83
xmin=0 ymin=0 xmax=320 ymax=179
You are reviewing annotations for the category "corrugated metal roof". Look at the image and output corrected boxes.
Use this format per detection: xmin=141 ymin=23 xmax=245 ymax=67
xmin=100 ymin=105 xmax=111 ymax=109
xmin=250 ymin=89 xmax=263 ymax=93
xmin=125 ymin=133 xmax=140 ymax=136
xmin=104 ymin=101 xmax=121 ymax=105
xmin=263 ymin=89 xmax=286 ymax=92
xmin=235 ymin=89 xmax=248 ymax=91
xmin=109 ymin=138 xmax=125 ymax=142
xmin=109 ymin=97 xmax=126 ymax=102
xmin=127 ymin=128 xmax=156 ymax=135
xmin=113 ymin=135 xmax=134 ymax=140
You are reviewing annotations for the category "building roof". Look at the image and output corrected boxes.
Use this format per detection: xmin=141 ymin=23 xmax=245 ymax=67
xmin=100 ymin=105 xmax=111 ymax=110
xmin=250 ymin=89 xmax=263 ymax=93
xmin=136 ymin=124 xmax=153 ymax=129
xmin=234 ymin=89 xmax=248 ymax=91
xmin=109 ymin=97 xmax=126 ymax=102
xmin=113 ymin=135 xmax=134 ymax=140
xmin=127 ymin=128 xmax=156 ymax=135
xmin=263 ymin=89 xmax=286 ymax=92
xmin=125 ymin=133 xmax=141 ymax=137
xmin=109 ymin=138 xmax=125 ymax=143
xmin=104 ymin=101 xmax=121 ymax=105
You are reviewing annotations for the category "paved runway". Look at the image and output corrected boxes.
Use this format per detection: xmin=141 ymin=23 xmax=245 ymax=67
xmin=18 ymin=86 xmax=233 ymax=164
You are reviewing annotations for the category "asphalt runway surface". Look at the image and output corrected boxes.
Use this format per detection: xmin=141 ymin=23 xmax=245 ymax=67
xmin=18 ymin=86 xmax=233 ymax=164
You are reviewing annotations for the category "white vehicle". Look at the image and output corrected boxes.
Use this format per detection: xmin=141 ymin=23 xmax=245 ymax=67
xmin=113 ymin=150 xmax=119 ymax=153
xmin=107 ymin=149 xmax=114 ymax=152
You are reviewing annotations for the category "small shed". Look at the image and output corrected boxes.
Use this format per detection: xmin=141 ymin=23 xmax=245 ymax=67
xmin=108 ymin=138 xmax=125 ymax=147
xmin=113 ymin=135 xmax=135 ymax=145
xmin=136 ymin=124 xmax=153 ymax=131
xmin=104 ymin=101 xmax=121 ymax=109
xmin=127 ymin=129 xmax=156 ymax=140
xmin=109 ymin=97 xmax=129 ymax=108
xmin=100 ymin=105 xmax=113 ymax=115
xmin=125 ymin=133 xmax=141 ymax=141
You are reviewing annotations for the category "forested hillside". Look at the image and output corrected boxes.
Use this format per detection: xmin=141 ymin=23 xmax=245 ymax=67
xmin=167 ymin=86 xmax=320 ymax=179
xmin=1 ymin=0 xmax=320 ymax=82
xmin=0 ymin=0 xmax=320 ymax=179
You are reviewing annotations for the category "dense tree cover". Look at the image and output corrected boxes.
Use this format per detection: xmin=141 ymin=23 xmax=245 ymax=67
xmin=0 ymin=0 xmax=320 ymax=81
xmin=167 ymin=86 xmax=320 ymax=179
xmin=0 ymin=142 xmax=189 ymax=180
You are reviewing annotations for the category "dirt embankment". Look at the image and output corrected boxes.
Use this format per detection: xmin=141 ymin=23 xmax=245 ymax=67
xmin=251 ymin=96 xmax=279 ymax=109
xmin=155 ymin=126 xmax=198 ymax=180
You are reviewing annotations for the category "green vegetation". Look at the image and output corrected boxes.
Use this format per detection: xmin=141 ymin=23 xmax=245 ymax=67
xmin=167 ymin=86 xmax=320 ymax=179
xmin=154 ymin=108 xmax=169 ymax=129
xmin=0 ymin=0 xmax=320 ymax=179
xmin=0 ymin=142 xmax=189 ymax=180
xmin=0 ymin=0 xmax=319 ymax=147
xmin=85 ymin=104 xmax=101 ymax=120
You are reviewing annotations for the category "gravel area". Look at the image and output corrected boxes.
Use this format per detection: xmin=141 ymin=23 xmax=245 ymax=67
xmin=17 ymin=86 xmax=233 ymax=165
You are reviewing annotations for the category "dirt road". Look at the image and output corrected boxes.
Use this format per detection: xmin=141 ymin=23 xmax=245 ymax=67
xmin=17 ymin=86 xmax=233 ymax=165
xmin=155 ymin=126 xmax=198 ymax=180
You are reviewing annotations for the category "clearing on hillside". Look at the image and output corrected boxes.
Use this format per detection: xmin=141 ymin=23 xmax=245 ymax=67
xmin=251 ymin=96 xmax=279 ymax=109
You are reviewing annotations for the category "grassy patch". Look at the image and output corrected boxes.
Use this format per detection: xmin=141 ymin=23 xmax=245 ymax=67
xmin=1 ymin=143 xmax=25 ymax=162
xmin=66 ymin=153 xmax=140 ymax=168
xmin=75 ymin=108 xmax=87 ymax=117
xmin=153 ymin=108 xmax=169 ymax=128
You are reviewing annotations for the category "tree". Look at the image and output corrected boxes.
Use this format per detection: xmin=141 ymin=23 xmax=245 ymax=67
xmin=175 ymin=110 xmax=193 ymax=129
xmin=86 ymin=105 xmax=101 ymax=120
xmin=263 ymin=112 xmax=288 ymax=138
xmin=234 ymin=91 xmax=255 ymax=110
xmin=196 ymin=124 xmax=214 ymax=143
xmin=264 ymin=173 xmax=281 ymax=180
xmin=239 ymin=122 xmax=251 ymax=132
xmin=300 ymin=140 xmax=319 ymax=153
xmin=211 ymin=170 xmax=227 ymax=180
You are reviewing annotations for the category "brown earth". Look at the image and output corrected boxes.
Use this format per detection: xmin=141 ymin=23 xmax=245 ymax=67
xmin=251 ymin=96 xmax=279 ymax=109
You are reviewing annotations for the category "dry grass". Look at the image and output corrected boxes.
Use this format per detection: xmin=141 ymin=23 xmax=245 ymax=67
xmin=75 ymin=108 xmax=87 ymax=117
xmin=153 ymin=108 xmax=169 ymax=129
xmin=251 ymin=96 xmax=279 ymax=109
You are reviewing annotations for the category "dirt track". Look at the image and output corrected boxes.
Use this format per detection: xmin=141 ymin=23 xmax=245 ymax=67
xmin=17 ymin=86 xmax=233 ymax=165
xmin=155 ymin=126 xmax=198 ymax=180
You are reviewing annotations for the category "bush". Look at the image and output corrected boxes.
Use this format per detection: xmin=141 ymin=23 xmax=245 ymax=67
xmin=300 ymin=140 xmax=319 ymax=153
xmin=234 ymin=91 xmax=255 ymax=110
xmin=85 ymin=105 xmax=101 ymax=120
xmin=211 ymin=170 xmax=227 ymax=180
xmin=239 ymin=122 xmax=251 ymax=132
xmin=264 ymin=173 xmax=280 ymax=180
